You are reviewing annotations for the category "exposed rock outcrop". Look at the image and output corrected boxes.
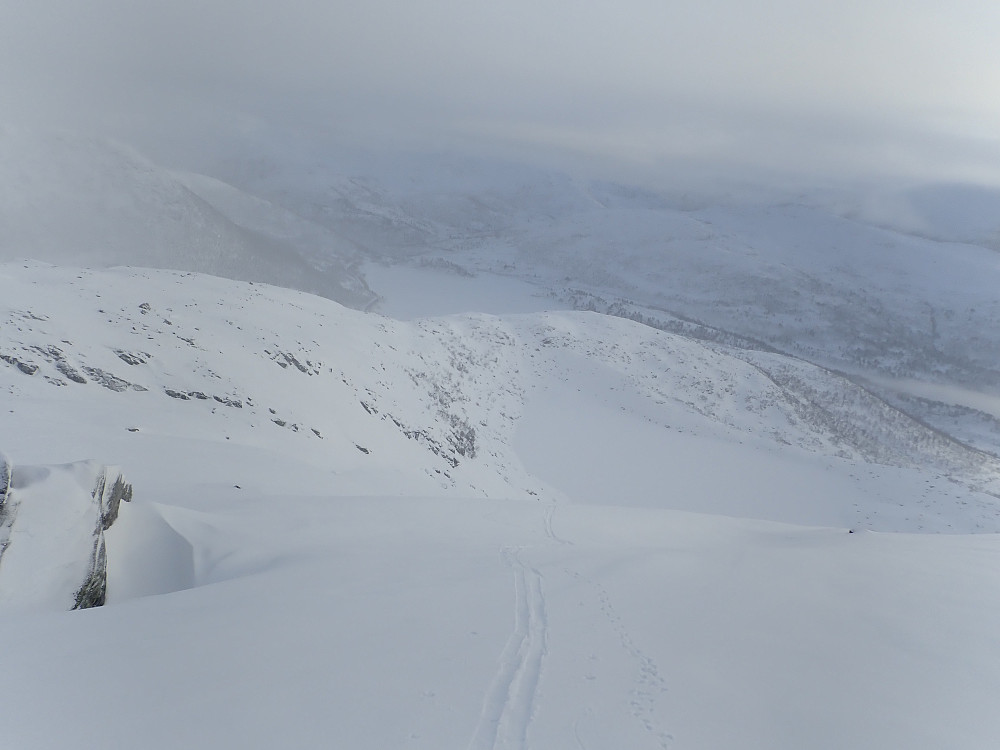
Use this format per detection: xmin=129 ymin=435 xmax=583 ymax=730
xmin=0 ymin=452 xmax=10 ymax=509
xmin=0 ymin=457 xmax=133 ymax=612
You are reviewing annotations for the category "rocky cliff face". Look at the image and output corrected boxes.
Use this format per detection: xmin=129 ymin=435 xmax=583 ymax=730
xmin=0 ymin=452 xmax=10 ymax=509
xmin=0 ymin=457 xmax=132 ymax=612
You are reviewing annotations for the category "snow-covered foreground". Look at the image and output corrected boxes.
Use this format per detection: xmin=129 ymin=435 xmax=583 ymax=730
xmin=3 ymin=493 xmax=1000 ymax=749
xmin=2 ymin=263 xmax=999 ymax=748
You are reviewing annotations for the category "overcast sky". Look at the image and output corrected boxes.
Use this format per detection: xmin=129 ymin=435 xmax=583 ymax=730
xmin=3 ymin=0 xmax=1000 ymax=185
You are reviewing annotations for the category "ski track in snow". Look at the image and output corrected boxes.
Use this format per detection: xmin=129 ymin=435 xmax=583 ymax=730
xmin=542 ymin=501 xmax=572 ymax=546
xmin=468 ymin=546 xmax=548 ymax=750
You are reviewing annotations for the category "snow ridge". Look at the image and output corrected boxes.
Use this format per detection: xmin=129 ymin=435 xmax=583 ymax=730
xmin=2 ymin=262 xmax=999 ymax=531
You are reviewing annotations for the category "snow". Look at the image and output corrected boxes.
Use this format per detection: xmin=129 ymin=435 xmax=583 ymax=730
xmin=201 ymin=145 xmax=1000 ymax=408
xmin=104 ymin=499 xmax=195 ymax=599
xmin=363 ymin=260 xmax=565 ymax=320
xmin=3 ymin=493 xmax=1000 ymax=749
xmin=0 ymin=460 xmax=113 ymax=612
xmin=0 ymin=126 xmax=370 ymax=306
xmin=1 ymin=135 xmax=1000 ymax=746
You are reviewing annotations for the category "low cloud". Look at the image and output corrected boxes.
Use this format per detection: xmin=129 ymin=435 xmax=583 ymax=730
xmin=3 ymin=0 xmax=1000 ymax=186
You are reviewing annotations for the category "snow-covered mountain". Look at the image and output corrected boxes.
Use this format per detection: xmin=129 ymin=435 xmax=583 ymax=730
xmin=7 ymin=126 xmax=997 ymax=408
xmin=2 ymin=128 xmax=1000 ymax=748
xmin=3 ymin=262 xmax=997 ymax=532
xmin=207 ymin=150 xmax=1000 ymax=398
xmin=196 ymin=149 xmax=1000 ymax=484
xmin=2 ymin=262 xmax=999 ymax=748
xmin=859 ymin=182 xmax=1000 ymax=249
xmin=0 ymin=126 xmax=373 ymax=307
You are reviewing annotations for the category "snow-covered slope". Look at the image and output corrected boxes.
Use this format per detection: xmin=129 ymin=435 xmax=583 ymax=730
xmin=858 ymin=182 xmax=1000 ymax=249
xmin=1 ymin=263 xmax=999 ymax=748
xmin=0 ymin=263 xmax=538 ymax=501
xmin=0 ymin=126 xmax=371 ymax=306
xmin=5 ymin=495 xmax=1000 ymax=750
xmin=208 ymin=151 xmax=1000 ymax=401
xmin=213 ymin=150 xmax=598 ymax=259
xmin=470 ymin=196 xmax=1000 ymax=394
xmin=171 ymin=170 xmax=374 ymax=306
xmin=2 ymin=262 xmax=997 ymax=532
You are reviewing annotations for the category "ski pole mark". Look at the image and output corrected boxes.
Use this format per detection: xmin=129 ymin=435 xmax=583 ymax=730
xmin=468 ymin=546 xmax=548 ymax=750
